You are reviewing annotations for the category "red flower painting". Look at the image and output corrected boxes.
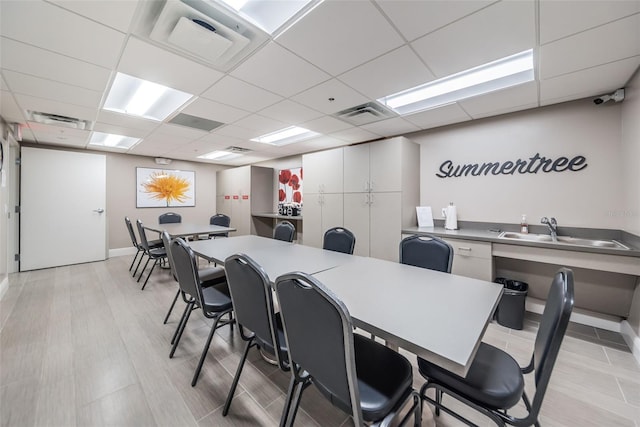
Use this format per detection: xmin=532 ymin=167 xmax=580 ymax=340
xmin=278 ymin=167 xmax=303 ymax=206
xmin=279 ymin=189 xmax=286 ymax=202
xmin=279 ymin=169 xmax=292 ymax=185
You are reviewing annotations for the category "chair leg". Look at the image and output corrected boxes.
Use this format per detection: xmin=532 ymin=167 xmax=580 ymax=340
xmin=163 ymin=289 xmax=181 ymax=324
xmin=170 ymin=301 xmax=194 ymax=358
xmin=141 ymin=259 xmax=159 ymax=290
xmin=192 ymin=314 xmax=225 ymax=386
xmin=280 ymin=375 xmax=298 ymax=427
xmin=133 ymin=253 xmax=146 ymax=277
xmin=435 ymin=389 xmax=442 ymax=416
xmin=129 ymin=249 xmax=141 ymax=271
xmin=137 ymin=257 xmax=151 ymax=282
xmin=283 ymin=379 xmax=306 ymax=427
xmin=222 ymin=339 xmax=254 ymax=416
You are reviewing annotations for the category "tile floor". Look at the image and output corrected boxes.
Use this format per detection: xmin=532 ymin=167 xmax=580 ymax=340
xmin=1 ymin=255 xmax=638 ymax=426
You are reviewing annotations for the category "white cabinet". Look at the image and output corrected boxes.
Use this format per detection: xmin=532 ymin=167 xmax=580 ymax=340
xmin=302 ymin=148 xmax=344 ymax=247
xmin=442 ymin=238 xmax=493 ymax=281
xmin=343 ymin=137 xmax=419 ymax=261
xmin=216 ymin=166 xmax=273 ymax=236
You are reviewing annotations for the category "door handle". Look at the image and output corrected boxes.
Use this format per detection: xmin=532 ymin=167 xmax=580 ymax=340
xmin=93 ymin=208 xmax=105 ymax=214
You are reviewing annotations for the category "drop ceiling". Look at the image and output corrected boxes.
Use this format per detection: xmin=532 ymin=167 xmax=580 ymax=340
xmin=1 ymin=0 xmax=638 ymax=166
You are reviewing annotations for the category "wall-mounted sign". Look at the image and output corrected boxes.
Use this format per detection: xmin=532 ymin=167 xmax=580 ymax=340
xmin=436 ymin=153 xmax=587 ymax=179
xmin=242 ymin=195 xmax=249 ymax=200
xmin=233 ymin=195 xmax=239 ymax=200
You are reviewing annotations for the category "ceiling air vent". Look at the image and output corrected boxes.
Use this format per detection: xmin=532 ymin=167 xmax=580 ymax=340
xmin=225 ymin=146 xmax=251 ymax=153
xmin=168 ymin=113 xmax=224 ymax=131
xmin=148 ymin=0 xmax=268 ymax=71
xmin=29 ymin=111 xmax=92 ymax=130
xmin=333 ymin=102 xmax=396 ymax=126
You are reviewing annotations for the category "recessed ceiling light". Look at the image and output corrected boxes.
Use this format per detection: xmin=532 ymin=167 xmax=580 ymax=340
xmin=103 ymin=72 xmax=193 ymax=121
xmin=378 ymin=49 xmax=534 ymax=115
xmin=89 ymin=131 xmax=141 ymax=150
xmin=251 ymin=126 xmax=319 ymax=146
xmin=197 ymin=150 xmax=243 ymax=161
xmin=217 ymin=0 xmax=323 ymax=35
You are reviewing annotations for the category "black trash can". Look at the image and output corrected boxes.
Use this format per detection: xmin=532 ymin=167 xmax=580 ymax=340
xmin=494 ymin=278 xmax=528 ymax=330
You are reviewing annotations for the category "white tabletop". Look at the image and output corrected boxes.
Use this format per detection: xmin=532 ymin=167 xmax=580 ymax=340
xmin=188 ymin=235 xmax=350 ymax=279
xmin=313 ymin=256 xmax=503 ymax=376
xmin=188 ymin=235 xmax=502 ymax=376
xmin=144 ymin=222 xmax=236 ymax=238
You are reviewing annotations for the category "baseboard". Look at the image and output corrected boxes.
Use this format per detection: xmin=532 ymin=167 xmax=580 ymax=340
xmin=526 ymin=297 xmax=622 ymax=332
xmin=109 ymin=247 xmax=136 ymax=258
xmin=0 ymin=276 xmax=8 ymax=300
xmin=620 ymin=320 xmax=640 ymax=366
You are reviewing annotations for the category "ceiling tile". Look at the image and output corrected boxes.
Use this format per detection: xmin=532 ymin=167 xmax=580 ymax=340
xmin=277 ymin=1 xmax=405 ymax=76
xmin=2 ymin=70 xmax=102 ymax=108
xmin=412 ymin=0 xmax=535 ymax=77
xmin=14 ymin=93 xmax=99 ymax=123
xmin=0 ymin=0 xmax=126 ymax=68
xmin=258 ymin=100 xmax=323 ymax=125
xmin=539 ymin=15 xmax=640 ymax=80
xmin=458 ymin=81 xmax=539 ymax=119
xmin=338 ymin=46 xmax=434 ymax=100
xmin=288 ymin=135 xmax=349 ymax=152
xmin=360 ymin=117 xmax=421 ymax=138
xmin=129 ymin=132 xmax=193 ymax=156
xmin=201 ymin=76 xmax=283 ymax=112
xmin=330 ymin=127 xmax=380 ymax=143
xmin=91 ymin=122 xmax=149 ymax=139
xmin=299 ymin=115 xmax=353 ymax=134
xmin=540 ymin=0 xmax=640 ymax=45
xmin=403 ymin=103 xmax=472 ymax=129
xmin=231 ymin=42 xmax=330 ymax=98
xmin=48 ymin=0 xmax=139 ymax=33
xmin=181 ymin=97 xmax=250 ymax=125
xmin=96 ymin=110 xmax=160 ymax=133
xmin=0 ymin=37 xmax=111 ymax=91
xmin=27 ymin=121 xmax=90 ymax=147
xmin=164 ymin=139 xmax=226 ymax=158
xmin=118 ymin=37 xmax=224 ymax=95
xmin=376 ymin=0 xmax=495 ymax=42
xmin=233 ymin=114 xmax=287 ymax=134
xmin=0 ymin=76 xmax=8 ymax=91
xmin=1 ymin=90 xmax=27 ymax=123
xmin=153 ymin=123 xmax=208 ymax=140
xmin=291 ymin=79 xmax=369 ymax=114
xmin=540 ymin=57 xmax=640 ymax=106
xmin=213 ymin=124 xmax=260 ymax=141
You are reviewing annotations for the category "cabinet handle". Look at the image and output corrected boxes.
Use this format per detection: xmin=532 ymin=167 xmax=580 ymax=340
xmin=369 ymin=194 xmax=374 ymax=205
xmin=458 ymin=247 xmax=472 ymax=254
xmin=370 ymin=180 xmax=374 ymax=192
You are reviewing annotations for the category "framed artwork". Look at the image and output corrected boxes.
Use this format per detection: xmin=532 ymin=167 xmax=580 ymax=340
xmin=136 ymin=167 xmax=195 ymax=208
xmin=278 ymin=167 xmax=303 ymax=215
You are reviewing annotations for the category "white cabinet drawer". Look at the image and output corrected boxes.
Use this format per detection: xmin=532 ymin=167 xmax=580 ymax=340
xmin=443 ymin=238 xmax=492 ymax=259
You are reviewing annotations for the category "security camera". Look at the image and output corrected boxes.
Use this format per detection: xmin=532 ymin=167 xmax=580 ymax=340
xmin=594 ymin=88 xmax=625 ymax=105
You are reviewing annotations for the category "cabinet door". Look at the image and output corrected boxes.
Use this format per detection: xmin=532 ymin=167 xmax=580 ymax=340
xmin=216 ymin=195 xmax=232 ymax=219
xmin=303 ymin=148 xmax=343 ymax=193
xmin=343 ymin=193 xmax=370 ymax=257
xmin=370 ymin=139 xmax=401 ymax=192
xmin=369 ymin=192 xmax=402 ymax=262
xmin=321 ymin=193 xmax=344 ymax=238
xmin=302 ymin=193 xmax=323 ymax=248
xmin=343 ymin=144 xmax=370 ymax=193
xmin=233 ymin=196 xmax=252 ymax=236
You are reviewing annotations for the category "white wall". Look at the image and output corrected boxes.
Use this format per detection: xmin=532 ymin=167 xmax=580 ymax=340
xmin=413 ymin=99 xmax=624 ymax=229
xmin=621 ymin=70 xmax=640 ymax=236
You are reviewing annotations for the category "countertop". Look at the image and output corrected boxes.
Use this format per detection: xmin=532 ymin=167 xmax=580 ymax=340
xmin=402 ymin=224 xmax=640 ymax=258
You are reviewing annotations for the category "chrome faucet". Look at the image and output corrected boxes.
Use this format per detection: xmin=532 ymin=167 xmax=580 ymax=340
xmin=541 ymin=217 xmax=558 ymax=242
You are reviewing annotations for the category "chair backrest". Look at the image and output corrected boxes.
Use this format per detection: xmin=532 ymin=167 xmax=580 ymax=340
xmin=161 ymin=231 xmax=178 ymax=282
xmin=323 ymin=227 xmax=356 ymax=255
xmin=275 ymin=272 xmax=362 ymax=424
xmin=125 ymin=217 xmax=139 ymax=248
xmin=224 ymin=254 xmax=287 ymax=370
xmin=273 ymin=220 xmax=295 ymax=242
xmin=170 ymin=238 xmax=203 ymax=305
xmin=399 ymin=235 xmax=453 ymax=273
xmin=210 ymin=214 xmax=231 ymax=237
xmin=159 ymin=212 xmax=182 ymax=224
xmin=528 ymin=268 xmax=574 ymax=418
xmin=136 ymin=219 xmax=152 ymax=251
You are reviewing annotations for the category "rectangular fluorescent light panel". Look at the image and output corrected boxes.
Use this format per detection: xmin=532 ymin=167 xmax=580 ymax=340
xmin=217 ymin=0 xmax=322 ymax=35
xmin=251 ymin=126 xmax=319 ymax=146
xmin=378 ymin=49 xmax=534 ymax=115
xmin=103 ymin=72 xmax=193 ymax=121
xmin=89 ymin=131 xmax=141 ymax=150
xmin=198 ymin=150 xmax=242 ymax=161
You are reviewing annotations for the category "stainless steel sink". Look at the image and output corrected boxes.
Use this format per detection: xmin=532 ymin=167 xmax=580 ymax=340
xmin=498 ymin=232 xmax=630 ymax=250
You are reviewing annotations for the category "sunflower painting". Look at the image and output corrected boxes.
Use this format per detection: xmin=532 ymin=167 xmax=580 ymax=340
xmin=136 ymin=167 xmax=195 ymax=207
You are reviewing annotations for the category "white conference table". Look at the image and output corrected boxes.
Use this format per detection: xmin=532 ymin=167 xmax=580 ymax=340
xmin=188 ymin=235 xmax=502 ymax=376
xmin=144 ymin=222 xmax=236 ymax=239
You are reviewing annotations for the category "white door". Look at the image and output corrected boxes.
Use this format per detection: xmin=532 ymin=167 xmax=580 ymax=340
xmin=20 ymin=147 xmax=106 ymax=271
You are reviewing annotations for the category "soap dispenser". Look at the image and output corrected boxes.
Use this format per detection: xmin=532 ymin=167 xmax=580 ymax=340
xmin=520 ymin=214 xmax=529 ymax=234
